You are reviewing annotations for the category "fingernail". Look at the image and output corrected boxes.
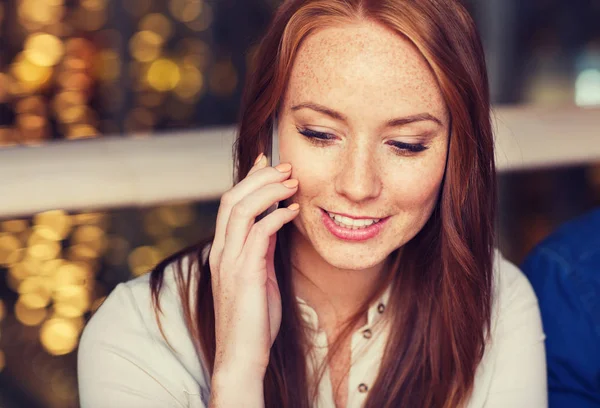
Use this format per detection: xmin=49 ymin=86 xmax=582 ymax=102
xmin=282 ymin=179 xmax=298 ymax=188
xmin=275 ymin=163 xmax=292 ymax=173
xmin=254 ymin=153 xmax=264 ymax=165
xmin=287 ymin=203 xmax=300 ymax=211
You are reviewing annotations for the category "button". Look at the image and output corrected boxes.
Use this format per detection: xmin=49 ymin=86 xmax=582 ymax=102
xmin=377 ymin=303 xmax=385 ymax=313
xmin=358 ymin=383 xmax=369 ymax=393
xmin=362 ymin=329 xmax=372 ymax=339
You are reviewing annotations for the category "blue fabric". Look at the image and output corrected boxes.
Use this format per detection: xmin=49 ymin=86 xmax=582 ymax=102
xmin=521 ymin=209 xmax=600 ymax=408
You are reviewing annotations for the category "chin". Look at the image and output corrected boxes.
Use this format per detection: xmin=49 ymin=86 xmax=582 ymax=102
xmin=318 ymin=247 xmax=389 ymax=270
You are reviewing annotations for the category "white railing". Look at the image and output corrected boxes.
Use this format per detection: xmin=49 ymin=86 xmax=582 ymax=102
xmin=0 ymin=105 xmax=599 ymax=219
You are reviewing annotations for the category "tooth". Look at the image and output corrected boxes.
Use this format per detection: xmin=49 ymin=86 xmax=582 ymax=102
xmin=339 ymin=216 xmax=352 ymax=225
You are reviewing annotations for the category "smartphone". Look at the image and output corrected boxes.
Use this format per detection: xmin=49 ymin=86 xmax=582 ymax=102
xmin=256 ymin=118 xmax=280 ymax=221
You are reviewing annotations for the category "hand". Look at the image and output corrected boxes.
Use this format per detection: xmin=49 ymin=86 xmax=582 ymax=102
xmin=208 ymin=153 xmax=300 ymax=378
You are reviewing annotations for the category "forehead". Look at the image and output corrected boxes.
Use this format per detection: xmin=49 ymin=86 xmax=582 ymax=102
xmin=285 ymin=20 xmax=447 ymax=122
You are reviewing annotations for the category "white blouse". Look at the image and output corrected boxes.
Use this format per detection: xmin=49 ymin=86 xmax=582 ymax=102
xmin=78 ymin=249 xmax=547 ymax=407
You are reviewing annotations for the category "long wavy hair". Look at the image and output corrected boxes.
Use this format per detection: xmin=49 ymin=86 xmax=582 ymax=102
xmin=149 ymin=0 xmax=496 ymax=407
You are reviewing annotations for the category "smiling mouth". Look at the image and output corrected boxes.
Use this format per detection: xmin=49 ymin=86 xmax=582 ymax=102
xmin=321 ymin=208 xmax=386 ymax=230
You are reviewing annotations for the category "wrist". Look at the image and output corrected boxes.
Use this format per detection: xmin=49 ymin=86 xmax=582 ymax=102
xmin=210 ymin=369 xmax=265 ymax=407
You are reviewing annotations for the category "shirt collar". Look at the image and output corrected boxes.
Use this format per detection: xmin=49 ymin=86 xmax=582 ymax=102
xmin=295 ymin=282 xmax=393 ymax=332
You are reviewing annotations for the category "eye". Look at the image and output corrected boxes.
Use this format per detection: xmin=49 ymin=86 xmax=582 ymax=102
xmin=297 ymin=126 xmax=429 ymax=155
xmin=387 ymin=140 xmax=429 ymax=155
xmin=297 ymin=127 xmax=335 ymax=146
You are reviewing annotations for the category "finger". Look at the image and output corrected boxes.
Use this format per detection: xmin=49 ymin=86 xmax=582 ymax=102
xmin=266 ymin=234 xmax=277 ymax=284
xmin=241 ymin=204 xmax=300 ymax=272
xmin=247 ymin=153 xmax=267 ymax=177
xmin=210 ymin=160 xmax=291 ymax=268
xmin=220 ymin=179 xmax=298 ymax=263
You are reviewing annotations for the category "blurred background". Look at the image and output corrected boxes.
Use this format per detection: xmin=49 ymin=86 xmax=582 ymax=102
xmin=0 ymin=0 xmax=599 ymax=406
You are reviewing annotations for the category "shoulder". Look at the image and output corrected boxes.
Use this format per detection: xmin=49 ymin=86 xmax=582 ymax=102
xmin=467 ymin=249 xmax=547 ymax=407
xmin=523 ymin=209 xmax=600 ymax=269
xmin=77 ymin=250 xmax=211 ymax=405
xmin=491 ymin=248 xmax=541 ymax=327
xmin=520 ymin=209 xmax=600 ymax=324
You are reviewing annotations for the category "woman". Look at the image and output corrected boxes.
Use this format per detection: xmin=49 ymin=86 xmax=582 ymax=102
xmin=78 ymin=0 xmax=547 ymax=407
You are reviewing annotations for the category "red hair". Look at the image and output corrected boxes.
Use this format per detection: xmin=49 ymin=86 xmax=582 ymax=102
xmin=151 ymin=1 xmax=496 ymax=406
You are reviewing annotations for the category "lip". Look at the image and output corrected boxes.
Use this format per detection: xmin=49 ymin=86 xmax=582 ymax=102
xmin=324 ymin=210 xmax=383 ymax=220
xmin=320 ymin=208 xmax=389 ymax=242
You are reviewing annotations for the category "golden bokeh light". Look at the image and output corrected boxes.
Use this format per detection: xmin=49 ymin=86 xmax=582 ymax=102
xmin=39 ymin=258 xmax=64 ymax=278
xmin=0 ymin=128 xmax=18 ymax=148
xmin=17 ymin=116 xmax=49 ymax=143
xmin=72 ymin=6 xmax=107 ymax=31
xmin=63 ymin=56 xmax=90 ymax=71
xmin=72 ymin=225 xmax=107 ymax=253
xmin=58 ymin=105 xmax=87 ymax=123
xmin=54 ymin=262 xmax=92 ymax=287
xmin=54 ymin=285 xmax=90 ymax=317
xmin=11 ymin=53 xmax=53 ymax=92
xmin=174 ymin=63 xmax=204 ymax=101
xmin=147 ymin=58 xmax=181 ymax=91
xmin=0 ymin=234 xmax=23 ymax=265
xmin=34 ymin=210 xmax=72 ymax=240
xmin=185 ymin=2 xmax=213 ymax=32
xmin=27 ymin=239 xmax=61 ymax=261
xmin=169 ymin=0 xmax=203 ymax=22
xmin=24 ymin=33 xmax=65 ymax=67
xmin=158 ymin=204 xmax=195 ymax=227
xmin=129 ymin=30 xmax=164 ymax=62
xmin=139 ymin=13 xmax=173 ymax=41
xmin=177 ymin=38 xmax=211 ymax=70
xmin=81 ymin=0 xmax=108 ymax=11
xmin=95 ymin=49 xmax=121 ymax=82
xmin=209 ymin=60 xmax=238 ymax=97
xmin=157 ymin=237 xmax=185 ymax=258
xmin=18 ymin=0 xmax=65 ymax=26
xmin=29 ymin=225 xmax=60 ymax=242
xmin=40 ymin=317 xmax=79 ymax=355
xmin=72 ymin=212 xmax=109 ymax=227
xmin=68 ymin=243 xmax=99 ymax=264
xmin=16 ymin=96 xmax=47 ymax=116
xmin=128 ymin=246 xmax=162 ymax=276
xmin=9 ymin=260 xmax=39 ymax=284
xmin=0 ymin=350 xmax=5 ymax=373
xmin=64 ymin=38 xmax=95 ymax=61
xmin=15 ymin=297 xmax=48 ymax=326
xmin=0 ymin=299 xmax=5 ymax=322
xmin=19 ymin=276 xmax=53 ymax=308
xmin=66 ymin=125 xmax=99 ymax=140
xmin=58 ymin=71 xmax=93 ymax=91
xmin=143 ymin=209 xmax=172 ymax=238
xmin=0 ymin=73 xmax=10 ymax=103
xmin=3 ymin=218 xmax=29 ymax=234
xmin=53 ymin=91 xmax=87 ymax=114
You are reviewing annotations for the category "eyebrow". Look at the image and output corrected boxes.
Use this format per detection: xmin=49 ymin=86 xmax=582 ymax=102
xmin=291 ymin=102 xmax=443 ymax=127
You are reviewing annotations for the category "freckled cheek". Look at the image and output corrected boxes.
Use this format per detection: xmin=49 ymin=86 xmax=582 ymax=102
xmin=282 ymin=138 xmax=333 ymax=196
xmin=387 ymin=159 xmax=446 ymax=209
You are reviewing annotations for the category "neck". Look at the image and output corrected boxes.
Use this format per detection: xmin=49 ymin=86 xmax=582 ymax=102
xmin=289 ymin=227 xmax=388 ymax=331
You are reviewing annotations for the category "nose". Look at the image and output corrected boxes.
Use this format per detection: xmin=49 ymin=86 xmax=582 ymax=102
xmin=334 ymin=142 xmax=382 ymax=203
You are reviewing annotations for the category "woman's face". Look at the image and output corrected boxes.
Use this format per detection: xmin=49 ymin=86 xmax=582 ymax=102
xmin=279 ymin=20 xmax=450 ymax=270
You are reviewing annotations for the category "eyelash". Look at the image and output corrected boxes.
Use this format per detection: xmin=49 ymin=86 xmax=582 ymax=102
xmin=296 ymin=127 xmax=429 ymax=155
